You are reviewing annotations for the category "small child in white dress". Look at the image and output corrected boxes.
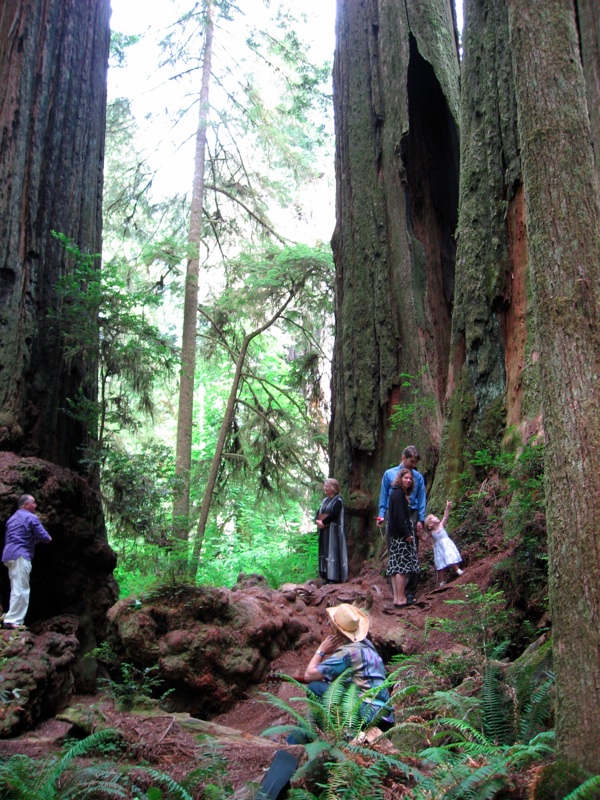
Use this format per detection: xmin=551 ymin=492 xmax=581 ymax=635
xmin=424 ymin=501 xmax=464 ymax=586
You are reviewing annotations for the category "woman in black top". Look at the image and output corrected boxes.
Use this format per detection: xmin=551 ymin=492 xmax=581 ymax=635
xmin=316 ymin=478 xmax=349 ymax=583
xmin=386 ymin=468 xmax=419 ymax=606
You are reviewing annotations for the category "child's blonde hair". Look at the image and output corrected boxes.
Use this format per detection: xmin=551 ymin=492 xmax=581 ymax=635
xmin=424 ymin=514 xmax=438 ymax=531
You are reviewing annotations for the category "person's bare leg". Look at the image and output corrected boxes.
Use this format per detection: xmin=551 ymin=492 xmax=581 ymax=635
xmin=396 ymin=573 xmax=407 ymax=605
xmin=391 ymin=574 xmax=401 ymax=604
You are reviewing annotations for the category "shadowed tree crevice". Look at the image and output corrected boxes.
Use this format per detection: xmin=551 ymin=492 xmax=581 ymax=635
xmin=402 ymin=34 xmax=459 ymax=405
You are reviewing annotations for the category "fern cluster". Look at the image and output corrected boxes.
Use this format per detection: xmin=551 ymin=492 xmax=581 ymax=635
xmin=261 ymin=672 xmax=418 ymax=794
xmin=0 ymin=729 xmax=194 ymax=800
xmin=260 ymin=652 xmax=571 ymax=800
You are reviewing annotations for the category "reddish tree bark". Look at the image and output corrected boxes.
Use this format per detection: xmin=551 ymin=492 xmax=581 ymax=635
xmin=0 ymin=0 xmax=110 ymax=471
xmin=508 ymin=0 xmax=600 ymax=771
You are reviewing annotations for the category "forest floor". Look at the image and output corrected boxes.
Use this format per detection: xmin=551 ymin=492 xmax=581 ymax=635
xmin=0 ymin=530 xmax=530 ymax=797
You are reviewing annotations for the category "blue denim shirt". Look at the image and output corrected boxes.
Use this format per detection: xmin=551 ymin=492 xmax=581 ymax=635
xmin=378 ymin=464 xmax=426 ymax=522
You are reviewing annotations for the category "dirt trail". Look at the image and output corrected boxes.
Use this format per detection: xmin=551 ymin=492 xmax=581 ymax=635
xmin=0 ymin=542 xmax=515 ymax=794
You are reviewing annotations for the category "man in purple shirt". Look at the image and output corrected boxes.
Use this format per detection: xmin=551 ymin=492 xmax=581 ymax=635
xmin=2 ymin=495 xmax=52 ymax=629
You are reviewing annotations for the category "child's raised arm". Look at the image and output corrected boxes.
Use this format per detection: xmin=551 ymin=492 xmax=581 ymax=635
xmin=441 ymin=500 xmax=452 ymax=528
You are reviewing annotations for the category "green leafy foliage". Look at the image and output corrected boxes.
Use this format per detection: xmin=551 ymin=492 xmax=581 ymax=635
xmin=183 ymin=242 xmax=334 ymax=560
xmin=148 ymin=0 xmax=333 ymax=257
xmin=185 ymin=742 xmax=233 ymax=800
xmin=197 ymin=503 xmax=319 ymax=588
xmin=411 ymin=675 xmax=556 ymax=799
xmin=435 ymin=584 xmax=511 ymax=662
xmin=0 ymin=735 xmax=196 ymax=800
xmin=91 ymin=643 xmax=172 ymax=711
xmin=563 ymin=774 xmax=600 ymax=799
xmin=389 ymin=371 xmax=436 ymax=433
xmin=262 ymin=673 xmax=417 ymax=797
xmin=0 ymin=730 xmax=122 ymax=799
xmin=52 ymin=232 xmax=179 ymax=451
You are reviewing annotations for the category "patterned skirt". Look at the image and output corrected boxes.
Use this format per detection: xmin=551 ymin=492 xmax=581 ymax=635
xmin=387 ymin=537 xmax=419 ymax=576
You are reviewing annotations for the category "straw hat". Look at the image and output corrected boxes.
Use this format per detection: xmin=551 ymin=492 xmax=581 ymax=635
xmin=326 ymin=603 xmax=370 ymax=642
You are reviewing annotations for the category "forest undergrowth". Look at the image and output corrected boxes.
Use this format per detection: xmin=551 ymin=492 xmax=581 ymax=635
xmin=2 ymin=444 xmax=599 ymax=799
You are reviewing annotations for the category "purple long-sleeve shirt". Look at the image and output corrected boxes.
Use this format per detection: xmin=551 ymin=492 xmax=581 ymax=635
xmin=2 ymin=509 xmax=51 ymax=562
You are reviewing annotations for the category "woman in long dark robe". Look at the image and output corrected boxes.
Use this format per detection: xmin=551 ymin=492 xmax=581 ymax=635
xmin=386 ymin=468 xmax=419 ymax=607
xmin=316 ymin=478 xmax=349 ymax=583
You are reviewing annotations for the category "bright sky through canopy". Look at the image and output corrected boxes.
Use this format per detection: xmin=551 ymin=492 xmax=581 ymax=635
xmin=108 ymin=0 xmax=337 ymax=243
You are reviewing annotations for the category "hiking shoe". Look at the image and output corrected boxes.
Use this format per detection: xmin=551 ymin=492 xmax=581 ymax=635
xmin=456 ymin=568 xmax=464 ymax=576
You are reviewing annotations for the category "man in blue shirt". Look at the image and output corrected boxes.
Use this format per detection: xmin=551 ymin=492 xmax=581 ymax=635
xmin=2 ymin=495 xmax=52 ymax=629
xmin=377 ymin=445 xmax=426 ymax=602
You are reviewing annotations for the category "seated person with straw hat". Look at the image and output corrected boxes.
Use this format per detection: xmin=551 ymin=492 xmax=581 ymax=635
xmin=301 ymin=603 xmax=394 ymax=731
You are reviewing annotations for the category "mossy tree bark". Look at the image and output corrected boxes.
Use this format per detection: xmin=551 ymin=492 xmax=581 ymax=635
xmin=430 ymin=0 xmax=541 ymax=504
xmin=577 ymin=0 xmax=600 ymax=185
xmin=330 ymin=0 xmax=459 ymax=563
xmin=507 ymin=0 xmax=600 ymax=771
xmin=432 ymin=0 xmax=600 ymax=504
xmin=0 ymin=0 xmax=110 ymax=472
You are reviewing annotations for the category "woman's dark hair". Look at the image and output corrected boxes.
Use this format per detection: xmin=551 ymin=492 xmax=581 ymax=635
xmin=392 ymin=467 xmax=414 ymax=493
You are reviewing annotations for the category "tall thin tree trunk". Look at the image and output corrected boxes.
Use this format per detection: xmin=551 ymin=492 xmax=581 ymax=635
xmin=192 ymin=292 xmax=295 ymax=572
xmin=173 ymin=0 xmax=214 ymax=541
xmin=508 ymin=0 xmax=600 ymax=771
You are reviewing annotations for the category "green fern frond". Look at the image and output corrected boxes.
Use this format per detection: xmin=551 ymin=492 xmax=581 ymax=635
xmin=347 ymin=743 xmax=422 ymax=781
xmin=0 ymin=753 xmax=37 ymax=794
xmin=446 ymin=761 xmax=508 ymax=799
xmin=335 ymin=682 xmax=363 ymax=735
xmin=260 ymin=722 xmax=315 ymax=741
xmin=60 ymin=773 xmax=129 ymax=799
xmin=418 ymin=745 xmax=465 ymax=767
xmin=518 ymin=673 xmax=554 ymax=742
xmin=482 ymin=664 xmax=513 ymax=745
xmin=131 ymin=767 xmax=195 ymax=800
xmin=564 ymin=775 xmax=600 ymax=799
xmin=431 ymin=717 xmax=492 ymax=747
xmin=323 ymin=758 xmax=387 ymax=800
xmin=504 ymin=731 xmax=555 ymax=768
xmin=488 ymin=641 xmax=511 ymax=661
xmin=41 ymin=729 xmax=123 ymax=795
xmin=424 ymin=689 xmax=480 ymax=720
xmin=287 ymin=789 xmax=319 ymax=800
xmin=259 ymin=690 xmax=315 ymax=729
xmin=290 ymin=740 xmax=347 ymax=781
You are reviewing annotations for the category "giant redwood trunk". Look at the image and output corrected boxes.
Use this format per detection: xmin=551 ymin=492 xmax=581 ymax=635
xmin=431 ymin=0 xmax=600 ymax=503
xmin=429 ymin=0 xmax=541 ymax=503
xmin=0 ymin=1 xmax=116 ymax=699
xmin=330 ymin=0 xmax=460 ymax=562
xmin=508 ymin=0 xmax=600 ymax=771
xmin=0 ymin=0 xmax=110 ymax=471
